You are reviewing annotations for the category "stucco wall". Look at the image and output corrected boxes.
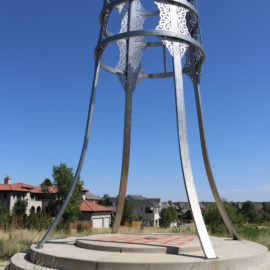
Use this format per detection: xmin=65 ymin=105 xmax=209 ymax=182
xmin=0 ymin=191 xmax=43 ymax=215
xmin=134 ymin=206 xmax=160 ymax=226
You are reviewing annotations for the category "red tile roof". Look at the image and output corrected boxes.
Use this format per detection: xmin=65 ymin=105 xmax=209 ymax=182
xmin=0 ymin=183 xmax=86 ymax=194
xmin=80 ymin=200 xmax=112 ymax=213
xmin=0 ymin=183 xmax=48 ymax=193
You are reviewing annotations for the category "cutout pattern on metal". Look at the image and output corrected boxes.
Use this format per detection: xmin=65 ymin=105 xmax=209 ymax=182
xmin=155 ymin=0 xmax=190 ymax=57
xmin=182 ymin=0 xmax=202 ymax=83
xmin=116 ymin=0 xmax=146 ymax=91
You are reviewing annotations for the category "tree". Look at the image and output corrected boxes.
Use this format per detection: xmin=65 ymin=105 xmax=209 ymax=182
xmin=12 ymin=200 xmax=28 ymax=228
xmin=121 ymin=200 xmax=137 ymax=224
xmin=241 ymin=201 xmax=259 ymax=224
xmin=262 ymin=202 xmax=270 ymax=222
xmin=160 ymin=207 xmax=179 ymax=228
xmin=13 ymin=200 xmax=27 ymax=216
xmin=99 ymin=194 xmax=111 ymax=207
xmin=182 ymin=210 xmax=193 ymax=223
xmin=263 ymin=202 xmax=270 ymax=213
xmin=27 ymin=212 xmax=52 ymax=231
xmin=41 ymin=178 xmax=52 ymax=188
xmin=43 ymin=163 xmax=84 ymax=227
xmin=203 ymin=201 xmax=243 ymax=235
xmin=168 ymin=207 xmax=179 ymax=222
xmin=0 ymin=203 xmax=10 ymax=230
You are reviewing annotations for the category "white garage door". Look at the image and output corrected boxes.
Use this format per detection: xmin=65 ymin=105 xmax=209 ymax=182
xmin=92 ymin=218 xmax=103 ymax=228
xmin=103 ymin=217 xmax=110 ymax=228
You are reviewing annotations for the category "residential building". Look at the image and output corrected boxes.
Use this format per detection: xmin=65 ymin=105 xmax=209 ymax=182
xmin=0 ymin=177 xmax=57 ymax=215
xmin=110 ymin=195 xmax=161 ymax=227
xmin=85 ymin=192 xmax=101 ymax=203
xmin=80 ymin=200 xmax=112 ymax=228
xmin=0 ymin=177 xmax=112 ymax=227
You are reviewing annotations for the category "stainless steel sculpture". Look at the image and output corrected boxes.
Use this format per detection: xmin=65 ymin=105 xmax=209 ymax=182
xmin=37 ymin=0 xmax=239 ymax=259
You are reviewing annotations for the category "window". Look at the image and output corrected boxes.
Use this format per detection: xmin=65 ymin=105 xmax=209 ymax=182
xmin=145 ymin=207 xmax=153 ymax=213
xmin=3 ymin=193 xmax=7 ymax=199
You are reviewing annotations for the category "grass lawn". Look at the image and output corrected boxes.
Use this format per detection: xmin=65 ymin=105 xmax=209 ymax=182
xmin=237 ymin=224 xmax=270 ymax=250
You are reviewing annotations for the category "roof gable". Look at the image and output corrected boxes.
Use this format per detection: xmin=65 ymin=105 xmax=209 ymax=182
xmin=80 ymin=200 xmax=112 ymax=212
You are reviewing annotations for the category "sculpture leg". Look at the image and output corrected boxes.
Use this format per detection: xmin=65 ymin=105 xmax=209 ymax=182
xmin=112 ymin=0 xmax=137 ymax=234
xmin=193 ymin=83 xmax=239 ymax=240
xmin=172 ymin=42 xmax=216 ymax=259
xmin=37 ymin=56 xmax=102 ymax=248
xmin=112 ymin=89 xmax=133 ymax=233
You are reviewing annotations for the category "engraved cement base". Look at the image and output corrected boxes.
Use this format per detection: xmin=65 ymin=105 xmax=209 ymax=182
xmin=9 ymin=234 xmax=270 ymax=270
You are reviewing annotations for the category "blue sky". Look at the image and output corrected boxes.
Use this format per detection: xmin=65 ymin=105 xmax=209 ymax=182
xmin=0 ymin=1 xmax=270 ymax=202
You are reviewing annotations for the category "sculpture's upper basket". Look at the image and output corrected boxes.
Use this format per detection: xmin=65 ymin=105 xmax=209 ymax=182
xmin=96 ymin=0 xmax=205 ymax=88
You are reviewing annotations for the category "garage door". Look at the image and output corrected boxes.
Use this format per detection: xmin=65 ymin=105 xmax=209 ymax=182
xmin=103 ymin=217 xmax=110 ymax=228
xmin=92 ymin=218 xmax=103 ymax=228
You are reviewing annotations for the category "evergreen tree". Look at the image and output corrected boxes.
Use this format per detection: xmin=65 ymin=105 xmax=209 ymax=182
xmin=241 ymin=201 xmax=259 ymax=224
xmin=43 ymin=163 xmax=84 ymax=227
xmin=160 ymin=207 xmax=179 ymax=228
xmin=13 ymin=200 xmax=27 ymax=216
xmin=99 ymin=194 xmax=111 ymax=207
xmin=0 ymin=203 xmax=10 ymax=230
xmin=121 ymin=200 xmax=136 ymax=224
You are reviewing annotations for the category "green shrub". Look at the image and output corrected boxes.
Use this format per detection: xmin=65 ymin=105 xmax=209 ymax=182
xmin=160 ymin=207 xmax=179 ymax=228
xmin=203 ymin=201 xmax=243 ymax=235
xmin=0 ymin=203 xmax=10 ymax=230
xmin=76 ymin=223 xmax=84 ymax=233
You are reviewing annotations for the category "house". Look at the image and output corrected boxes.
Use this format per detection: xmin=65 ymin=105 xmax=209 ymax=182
xmin=0 ymin=177 xmax=57 ymax=215
xmin=127 ymin=195 xmax=161 ymax=227
xmin=80 ymin=200 xmax=112 ymax=228
xmin=85 ymin=192 xmax=101 ymax=203
xmin=0 ymin=177 xmax=113 ymax=227
xmin=110 ymin=195 xmax=161 ymax=227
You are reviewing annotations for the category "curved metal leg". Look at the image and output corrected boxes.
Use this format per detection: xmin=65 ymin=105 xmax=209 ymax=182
xmin=112 ymin=90 xmax=133 ymax=233
xmin=112 ymin=0 xmax=137 ymax=234
xmin=172 ymin=42 xmax=216 ymax=259
xmin=193 ymin=83 xmax=239 ymax=240
xmin=37 ymin=57 xmax=101 ymax=248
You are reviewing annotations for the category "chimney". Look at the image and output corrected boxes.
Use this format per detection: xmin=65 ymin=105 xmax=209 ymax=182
xmin=4 ymin=176 xmax=11 ymax=185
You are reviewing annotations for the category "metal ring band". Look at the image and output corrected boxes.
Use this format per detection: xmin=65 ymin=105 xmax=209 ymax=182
xmin=101 ymin=62 xmax=174 ymax=79
xmin=95 ymin=29 xmax=205 ymax=61
xmin=99 ymin=0 xmax=199 ymax=25
xmin=101 ymin=40 xmax=174 ymax=78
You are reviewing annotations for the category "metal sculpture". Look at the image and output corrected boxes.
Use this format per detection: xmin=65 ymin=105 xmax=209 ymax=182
xmin=37 ymin=0 xmax=239 ymax=259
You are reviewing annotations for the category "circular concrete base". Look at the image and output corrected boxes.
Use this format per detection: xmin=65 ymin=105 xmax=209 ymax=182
xmin=9 ymin=234 xmax=270 ymax=270
xmin=75 ymin=233 xmax=221 ymax=254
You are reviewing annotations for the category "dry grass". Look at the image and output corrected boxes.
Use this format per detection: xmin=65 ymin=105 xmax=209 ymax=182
xmin=0 ymin=229 xmax=90 ymax=260
xmin=1 ymin=224 xmax=269 ymax=261
xmin=0 ymin=225 xmax=196 ymax=260
xmin=0 ymin=229 xmax=42 ymax=260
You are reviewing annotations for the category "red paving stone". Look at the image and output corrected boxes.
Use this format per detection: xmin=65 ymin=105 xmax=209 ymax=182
xmin=92 ymin=234 xmax=198 ymax=248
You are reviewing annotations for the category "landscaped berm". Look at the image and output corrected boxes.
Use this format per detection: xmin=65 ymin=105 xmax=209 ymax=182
xmin=9 ymin=233 xmax=270 ymax=270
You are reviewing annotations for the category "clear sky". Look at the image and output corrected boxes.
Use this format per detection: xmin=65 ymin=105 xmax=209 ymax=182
xmin=1 ymin=1 xmax=270 ymax=202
